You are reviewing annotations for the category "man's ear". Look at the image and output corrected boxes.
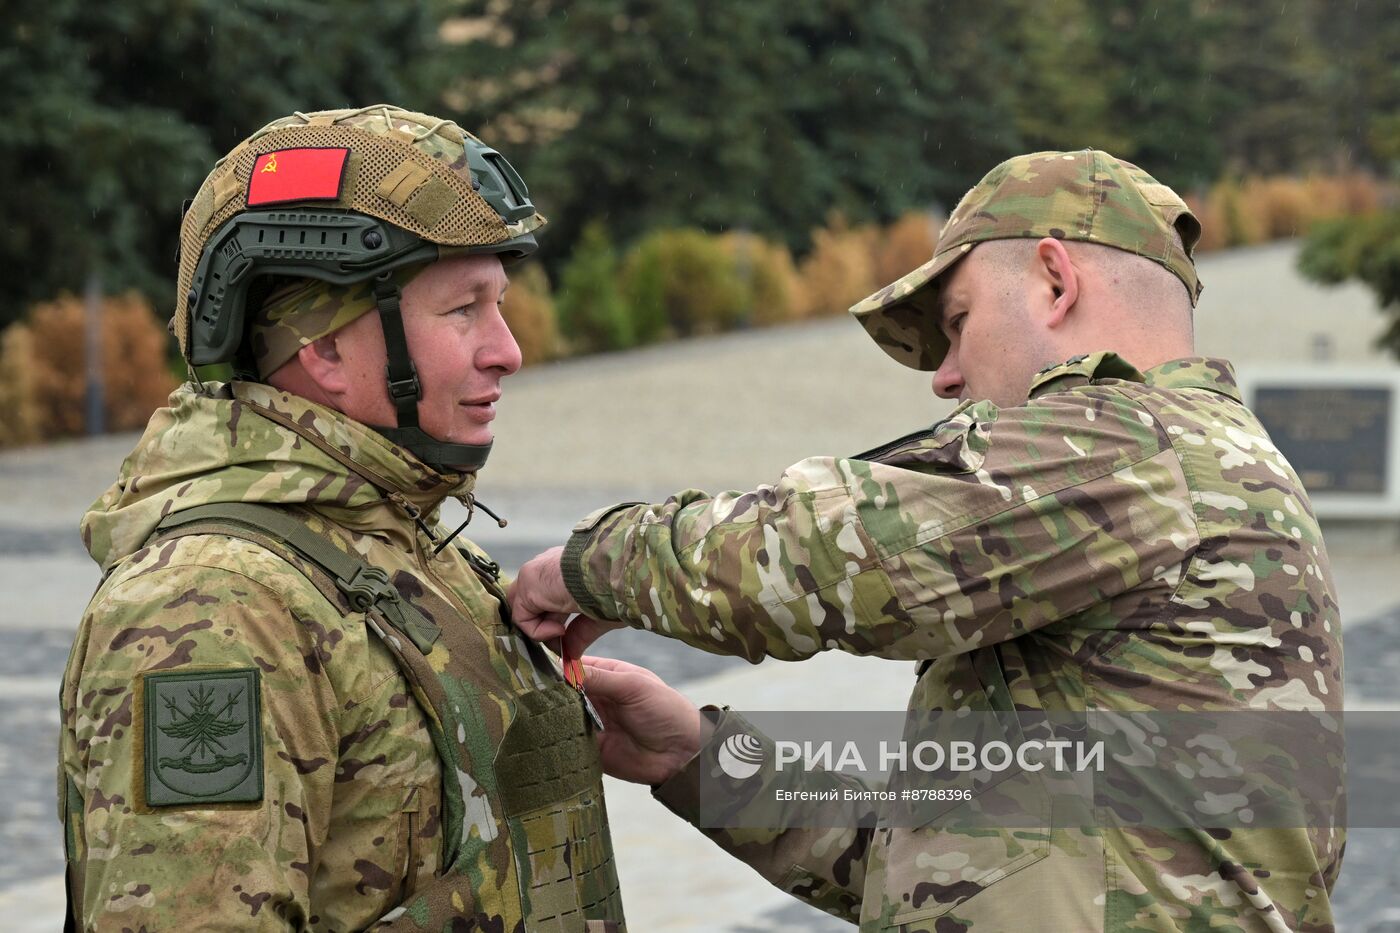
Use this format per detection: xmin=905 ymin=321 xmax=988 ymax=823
xmin=1034 ymin=237 xmax=1079 ymax=328
xmin=297 ymin=334 xmax=349 ymax=395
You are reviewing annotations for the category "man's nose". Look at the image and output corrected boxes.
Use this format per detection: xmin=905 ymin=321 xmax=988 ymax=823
xmin=477 ymin=307 xmax=524 ymax=376
xmin=932 ymin=359 xmax=963 ymax=400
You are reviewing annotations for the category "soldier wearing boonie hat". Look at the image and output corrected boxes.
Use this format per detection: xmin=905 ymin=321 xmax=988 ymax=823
xmin=851 ymin=148 xmax=1204 ymax=371
xmin=506 ymin=149 xmax=1344 ymax=931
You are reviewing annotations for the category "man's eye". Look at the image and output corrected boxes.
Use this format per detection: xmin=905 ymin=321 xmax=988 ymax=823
xmin=951 ymin=313 xmax=967 ymax=334
xmin=450 ymin=304 xmax=476 ymax=316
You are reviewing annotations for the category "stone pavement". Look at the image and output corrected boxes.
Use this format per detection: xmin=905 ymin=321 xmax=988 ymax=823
xmin=4 ymin=483 xmax=1398 ymax=930
xmin=3 ymin=241 xmax=1399 ymax=930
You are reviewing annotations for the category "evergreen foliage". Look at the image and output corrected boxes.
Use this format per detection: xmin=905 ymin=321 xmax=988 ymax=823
xmin=3 ymin=0 xmax=442 ymax=328
xmin=1300 ymin=212 xmax=1400 ymax=358
xmin=4 ymin=0 xmax=1398 ymax=333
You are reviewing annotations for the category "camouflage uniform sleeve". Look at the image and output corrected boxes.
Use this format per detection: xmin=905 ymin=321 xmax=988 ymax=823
xmin=563 ymin=388 xmax=1191 ymax=662
xmin=650 ymin=709 xmax=872 ymax=923
xmin=61 ymin=538 xmax=352 ymax=930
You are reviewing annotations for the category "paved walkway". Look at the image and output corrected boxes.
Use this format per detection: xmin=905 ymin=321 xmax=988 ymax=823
xmin=3 ymin=241 xmax=1398 ymax=930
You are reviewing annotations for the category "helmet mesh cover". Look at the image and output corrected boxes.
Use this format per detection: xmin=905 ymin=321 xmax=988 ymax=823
xmin=176 ymin=113 xmax=523 ymax=356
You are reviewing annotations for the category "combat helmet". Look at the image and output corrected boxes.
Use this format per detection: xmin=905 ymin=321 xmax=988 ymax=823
xmin=174 ymin=104 xmax=545 ymax=472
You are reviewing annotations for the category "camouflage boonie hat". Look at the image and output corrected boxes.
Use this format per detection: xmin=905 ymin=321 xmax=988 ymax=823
xmin=849 ymin=149 xmax=1204 ymax=370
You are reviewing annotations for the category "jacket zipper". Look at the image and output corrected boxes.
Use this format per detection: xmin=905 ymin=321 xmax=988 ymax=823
xmin=385 ymin=490 xmax=481 ymax=623
xmin=404 ymin=807 xmax=418 ymax=894
xmin=410 ymin=531 xmax=479 ymax=624
xmin=851 ymin=426 xmax=939 ymax=463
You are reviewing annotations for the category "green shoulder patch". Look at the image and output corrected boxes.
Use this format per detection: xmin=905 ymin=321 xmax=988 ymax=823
xmin=141 ymin=668 xmax=263 ymax=807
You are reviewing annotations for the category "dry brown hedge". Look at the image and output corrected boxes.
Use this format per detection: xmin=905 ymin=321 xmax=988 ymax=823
xmin=718 ymin=232 xmax=802 ymax=326
xmin=795 ymin=215 xmax=880 ymax=319
xmin=0 ymin=292 xmax=177 ymax=447
xmin=0 ymin=323 xmax=40 ymax=447
xmin=874 ymin=212 xmax=943 ymax=286
xmin=1189 ymin=172 xmax=1388 ymax=252
xmin=501 ymin=264 xmax=561 ymax=365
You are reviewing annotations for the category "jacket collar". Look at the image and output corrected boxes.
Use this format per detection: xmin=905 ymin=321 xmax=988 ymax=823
xmin=1027 ymin=352 xmax=1241 ymax=402
xmin=231 ymin=381 xmax=477 ymax=522
xmin=82 ymin=381 xmax=478 ymax=573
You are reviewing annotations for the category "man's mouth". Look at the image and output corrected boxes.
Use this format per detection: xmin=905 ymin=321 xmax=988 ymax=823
xmin=459 ymin=393 xmax=500 ymax=422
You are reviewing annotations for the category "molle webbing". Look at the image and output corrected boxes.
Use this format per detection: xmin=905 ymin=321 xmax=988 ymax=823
xmin=496 ymin=687 xmax=600 ymax=817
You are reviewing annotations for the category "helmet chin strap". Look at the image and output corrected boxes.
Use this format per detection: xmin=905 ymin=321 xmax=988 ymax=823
xmin=367 ymin=274 xmax=492 ymax=474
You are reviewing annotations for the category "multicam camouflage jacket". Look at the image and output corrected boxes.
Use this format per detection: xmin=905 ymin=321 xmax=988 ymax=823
xmin=62 ymin=381 xmax=623 ymax=932
xmin=563 ymin=353 xmax=1345 ymax=932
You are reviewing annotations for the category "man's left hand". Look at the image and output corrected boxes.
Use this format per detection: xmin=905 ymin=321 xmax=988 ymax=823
xmin=579 ymin=656 xmax=709 ymax=786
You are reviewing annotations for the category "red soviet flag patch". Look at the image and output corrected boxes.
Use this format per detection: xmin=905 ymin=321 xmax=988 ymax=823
xmin=247 ymin=147 xmax=350 ymax=206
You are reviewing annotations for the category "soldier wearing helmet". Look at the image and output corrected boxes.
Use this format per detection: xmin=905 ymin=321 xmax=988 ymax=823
xmin=60 ymin=106 xmax=626 ymax=931
xmin=508 ymin=150 xmax=1345 ymax=930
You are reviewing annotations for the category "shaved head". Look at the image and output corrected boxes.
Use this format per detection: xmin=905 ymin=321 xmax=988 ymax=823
xmin=928 ymin=233 xmax=1198 ymax=407
xmin=974 ymin=237 xmax=1193 ymax=331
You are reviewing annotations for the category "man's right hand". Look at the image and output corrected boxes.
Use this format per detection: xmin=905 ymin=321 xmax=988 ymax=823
xmin=509 ymin=547 xmax=625 ymax=655
xmin=508 ymin=546 xmax=578 ymax=641
xmin=581 ymin=656 xmax=714 ymax=786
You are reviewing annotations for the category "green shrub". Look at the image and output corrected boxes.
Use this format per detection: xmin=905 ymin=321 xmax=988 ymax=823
xmin=555 ymin=221 xmax=633 ymax=353
xmin=1299 ymin=211 xmax=1400 ymax=358
xmin=621 ymin=229 xmax=749 ymax=340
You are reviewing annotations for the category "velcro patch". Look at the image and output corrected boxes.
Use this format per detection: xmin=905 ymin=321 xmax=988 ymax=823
xmin=247 ymin=147 xmax=349 ymax=206
xmin=1138 ymin=182 xmax=1186 ymax=209
xmin=141 ymin=668 xmax=263 ymax=807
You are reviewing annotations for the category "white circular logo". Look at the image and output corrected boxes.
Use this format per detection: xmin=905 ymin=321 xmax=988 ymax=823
xmin=717 ymin=732 xmax=765 ymax=780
